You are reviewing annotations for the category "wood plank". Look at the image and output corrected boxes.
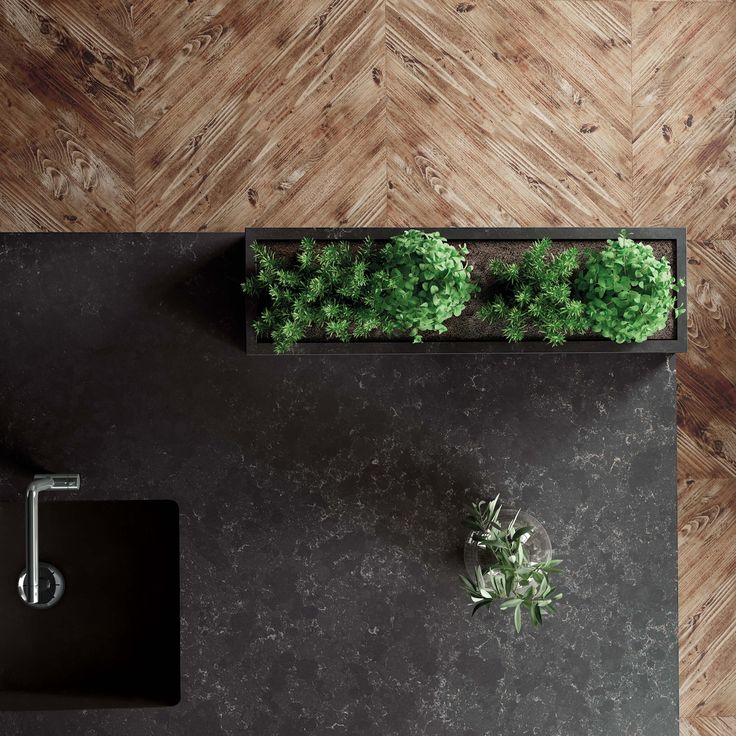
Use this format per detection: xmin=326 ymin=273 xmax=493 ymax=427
xmin=0 ymin=0 xmax=134 ymax=230
xmin=677 ymin=240 xmax=736 ymax=481
xmin=679 ymin=479 xmax=736 ymax=717
xmin=387 ymin=0 xmax=632 ymax=227
xmin=682 ymin=719 xmax=736 ymax=736
xmin=134 ymin=0 xmax=386 ymax=230
xmin=633 ymin=1 xmax=736 ymax=241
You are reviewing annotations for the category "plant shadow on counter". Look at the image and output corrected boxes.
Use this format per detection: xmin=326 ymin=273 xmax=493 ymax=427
xmin=163 ymin=235 xmax=245 ymax=351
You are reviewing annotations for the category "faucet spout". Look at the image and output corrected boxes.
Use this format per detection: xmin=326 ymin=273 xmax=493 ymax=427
xmin=21 ymin=474 xmax=80 ymax=606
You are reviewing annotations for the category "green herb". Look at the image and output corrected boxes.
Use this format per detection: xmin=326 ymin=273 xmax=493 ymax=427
xmin=459 ymin=496 xmax=563 ymax=634
xmin=576 ymin=230 xmax=685 ymax=343
xmin=242 ymin=237 xmax=383 ymax=353
xmin=478 ymin=238 xmax=588 ymax=345
xmin=371 ymin=230 xmax=478 ymax=343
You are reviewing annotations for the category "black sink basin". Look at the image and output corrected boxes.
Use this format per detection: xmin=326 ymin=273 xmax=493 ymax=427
xmin=0 ymin=500 xmax=180 ymax=710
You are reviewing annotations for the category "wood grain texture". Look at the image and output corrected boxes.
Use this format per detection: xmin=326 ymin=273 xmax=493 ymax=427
xmin=633 ymin=1 xmax=736 ymax=241
xmin=0 ymin=0 xmax=135 ymax=230
xmin=134 ymin=0 xmax=386 ymax=230
xmin=387 ymin=0 xmax=632 ymax=227
xmin=677 ymin=240 xmax=736 ymax=480
xmin=0 ymin=0 xmax=735 ymax=724
xmin=679 ymin=480 xmax=736 ymax=718
xmin=682 ymin=719 xmax=736 ymax=736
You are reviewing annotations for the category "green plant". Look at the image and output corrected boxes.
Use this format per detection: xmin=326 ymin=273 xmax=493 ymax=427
xmin=478 ymin=238 xmax=588 ymax=345
xmin=459 ymin=496 xmax=563 ymax=633
xmin=242 ymin=237 xmax=384 ymax=353
xmin=576 ymin=230 xmax=685 ymax=343
xmin=371 ymin=230 xmax=478 ymax=343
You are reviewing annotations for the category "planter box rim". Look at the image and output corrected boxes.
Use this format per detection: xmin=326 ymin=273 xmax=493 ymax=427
xmin=244 ymin=227 xmax=688 ymax=355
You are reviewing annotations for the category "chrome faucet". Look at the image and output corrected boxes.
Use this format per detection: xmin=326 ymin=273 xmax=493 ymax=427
xmin=17 ymin=474 xmax=80 ymax=608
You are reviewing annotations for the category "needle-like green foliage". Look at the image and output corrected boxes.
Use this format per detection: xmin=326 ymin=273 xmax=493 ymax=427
xmin=460 ymin=496 xmax=563 ymax=634
xmin=576 ymin=230 xmax=685 ymax=343
xmin=371 ymin=230 xmax=478 ymax=343
xmin=242 ymin=237 xmax=384 ymax=353
xmin=478 ymin=238 xmax=588 ymax=345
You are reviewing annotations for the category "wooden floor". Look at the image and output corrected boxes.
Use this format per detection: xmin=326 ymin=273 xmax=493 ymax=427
xmin=0 ymin=0 xmax=734 ymax=731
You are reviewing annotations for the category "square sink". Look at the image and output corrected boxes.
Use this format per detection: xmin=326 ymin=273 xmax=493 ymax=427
xmin=0 ymin=500 xmax=180 ymax=709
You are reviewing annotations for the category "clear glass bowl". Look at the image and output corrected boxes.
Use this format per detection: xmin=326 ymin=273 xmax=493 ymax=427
xmin=464 ymin=509 xmax=552 ymax=585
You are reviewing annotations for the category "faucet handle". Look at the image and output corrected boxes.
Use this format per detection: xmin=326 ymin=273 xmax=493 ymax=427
xmin=31 ymin=474 xmax=81 ymax=492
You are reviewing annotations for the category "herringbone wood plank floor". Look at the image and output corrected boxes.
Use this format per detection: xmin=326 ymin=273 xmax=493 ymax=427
xmin=0 ymin=1 xmax=734 ymax=731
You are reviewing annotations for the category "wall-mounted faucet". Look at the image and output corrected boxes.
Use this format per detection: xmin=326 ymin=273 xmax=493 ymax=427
xmin=17 ymin=474 xmax=80 ymax=609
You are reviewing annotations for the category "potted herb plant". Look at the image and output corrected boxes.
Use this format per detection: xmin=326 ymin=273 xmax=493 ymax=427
xmin=459 ymin=496 xmax=563 ymax=633
xmin=576 ymin=230 xmax=685 ymax=343
xmin=477 ymin=237 xmax=588 ymax=346
xmin=242 ymin=229 xmax=476 ymax=352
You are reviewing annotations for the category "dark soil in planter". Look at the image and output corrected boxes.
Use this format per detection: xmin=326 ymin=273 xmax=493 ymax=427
xmin=254 ymin=238 xmax=678 ymax=343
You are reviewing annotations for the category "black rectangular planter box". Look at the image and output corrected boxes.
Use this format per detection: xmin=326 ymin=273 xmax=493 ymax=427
xmin=244 ymin=227 xmax=687 ymax=355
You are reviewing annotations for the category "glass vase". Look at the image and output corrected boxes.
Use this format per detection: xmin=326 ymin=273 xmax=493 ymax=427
xmin=463 ymin=509 xmax=552 ymax=586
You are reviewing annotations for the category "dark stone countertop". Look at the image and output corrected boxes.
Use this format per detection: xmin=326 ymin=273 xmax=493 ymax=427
xmin=0 ymin=233 xmax=678 ymax=736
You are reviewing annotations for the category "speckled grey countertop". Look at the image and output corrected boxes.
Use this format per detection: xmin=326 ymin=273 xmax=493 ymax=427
xmin=0 ymin=233 xmax=678 ymax=736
